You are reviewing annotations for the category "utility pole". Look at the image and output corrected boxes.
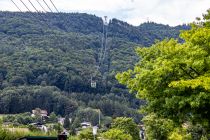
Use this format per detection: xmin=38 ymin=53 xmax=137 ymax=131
xmin=98 ymin=109 xmax=101 ymax=126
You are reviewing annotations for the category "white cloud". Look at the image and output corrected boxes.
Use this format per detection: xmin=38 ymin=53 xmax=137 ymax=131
xmin=0 ymin=0 xmax=209 ymax=26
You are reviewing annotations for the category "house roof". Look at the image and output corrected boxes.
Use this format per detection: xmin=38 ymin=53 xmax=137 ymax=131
xmin=81 ymin=122 xmax=91 ymax=126
xmin=19 ymin=136 xmax=57 ymax=140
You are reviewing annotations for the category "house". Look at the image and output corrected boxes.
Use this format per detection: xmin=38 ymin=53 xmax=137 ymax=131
xmin=58 ymin=117 xmax=65 ymax=126
xmin=80 ymin=122 xmax=92 ymax=129
xmin=19 ymin=136 xmax=57 ymax=140
xmin=58 ymin=117 xmax=72 ymax=126
xmin=31 ymin=108 xmax=48 ymax=120
xmin=19 ymin=135 xmax=67 ymax=140
xmin=40 ymin=110 xmax=48 ymax=117
xmin=30 ymin=123 xmax=48 ymax=133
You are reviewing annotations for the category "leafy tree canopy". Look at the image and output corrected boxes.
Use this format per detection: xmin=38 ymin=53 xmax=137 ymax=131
xmin=116 ymin=9 xmax=210 ymax=139
xmin=102 ymin=128 xmax=132 ymax=140
xmin=111 ymin=117 xmax=139 ymax=140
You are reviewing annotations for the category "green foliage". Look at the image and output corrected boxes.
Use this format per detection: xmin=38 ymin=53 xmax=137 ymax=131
xmin=71 ymin=108 xmax=100 ymax=128
xmin=0 ymin=86 xmax=78 ymax=116
xmin=0 ymin=128 xmax=25 ymax=140
xmin=3 ymin=113 xmax=34 ymax=125
xmin=68 ymin=135 xmax=79 ymax=140
xmin=111 ymin=117 xmax=139 ymax=140
xmin=0 ymin=126 xmax=57 ymax=140
xmin=28 ymin=125 xmax=40 ymax=132
xmin=71 ymin=107 xmax=113 ymax=131
xmin=108 ymin=19 xmax=189 ymax=46
xmin=64 ymin=115 xmax=71 ymax=129
xmin=78 ymin=128 xmax=95 ymax=140
xmin=102 ymin=128 xmax=132 ymax=140
xmin=116 ymin=9 xmax=210 ymax=140
xmin=168 ymin=128 xmax=192 ymax=140
xmin=48 ymin=112 xmax=57 ymax=123
xmin=53 ymin=123 xmax=63 ymax=133
xmin=0 ymin=118 xmax=2 ymax=125
xmin=143 ymin=113 xmax=175 ymax=139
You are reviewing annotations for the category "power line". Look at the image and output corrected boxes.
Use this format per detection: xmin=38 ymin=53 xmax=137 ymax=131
xmin=49 ymin=0 xmax=59 ymax=13
xmin=11 ymin=0 xmax=22 ymax=12
xmin=36 ymin=0 xmax=47 ymax=12
xmin=43 ymin=0 xmax=53 ymax=12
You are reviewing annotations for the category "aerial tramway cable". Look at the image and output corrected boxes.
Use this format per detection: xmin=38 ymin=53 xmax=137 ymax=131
xmin=20 ymin=0 xmax=33 ymax=13
xmin=29 ymin=0 xmax=40 ymax=12
xmin=19 ymin=0 xmax=41 ymax=20
xmin=28 ymin=0 xmax=51 ymax=27
xmin=98 ymin=16 xmax=108 ymax=68
xmin=99 ymin=19 xmax=105 ymax=67
xmin=49 ymin=0 xmax=59 ymax=13
xmin=11 ymin=0 xmax=59 ymax=40
xmin=91 ymin=16 xmax=109 ymax=88
xmin=102 ymin=17 xmax=108 ymax=65
xmin=11 ymin=0 xmax=22 ymax=12
xmin=36 ymin=0 xmax=48 ymax=12
xmin=43 ymin=0 xmax=53 ymax=12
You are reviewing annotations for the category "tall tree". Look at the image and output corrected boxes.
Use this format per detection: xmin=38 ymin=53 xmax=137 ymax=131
xmin=63 ymin=115 xmax=70 ymax=129
xmin=111 ymin=117 xmax=140 ymax=140
xmin=116 ymin=9 xmax=210 ymax=139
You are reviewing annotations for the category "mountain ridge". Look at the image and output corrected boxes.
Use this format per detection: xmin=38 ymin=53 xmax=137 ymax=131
xmin=0 ymin=11 xmax=189 ymax=46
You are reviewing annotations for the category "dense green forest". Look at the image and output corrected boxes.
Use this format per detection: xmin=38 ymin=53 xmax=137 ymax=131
xmin=0 ymin=11 xmax=188 ymax=126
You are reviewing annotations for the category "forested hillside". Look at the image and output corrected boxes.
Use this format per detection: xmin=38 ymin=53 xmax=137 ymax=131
xmin=0 ymin=11 xmax=188 ymax=126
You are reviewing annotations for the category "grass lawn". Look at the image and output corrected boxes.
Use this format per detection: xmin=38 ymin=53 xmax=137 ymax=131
xmin=6 ymin=127 xmax=30 ymax=133
xmin=0 ymin=114 xmax=5 ymax=119
xmin=0 ymin=114 xmax=14 ymax=118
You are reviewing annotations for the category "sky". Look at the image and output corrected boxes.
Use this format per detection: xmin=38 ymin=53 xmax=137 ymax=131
xmin=0 ymin=0 xmax=210 ymax=26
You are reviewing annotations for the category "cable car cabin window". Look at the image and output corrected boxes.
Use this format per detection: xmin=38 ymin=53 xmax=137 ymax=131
xmin=91 ymin=81 xmax=96 ymax=88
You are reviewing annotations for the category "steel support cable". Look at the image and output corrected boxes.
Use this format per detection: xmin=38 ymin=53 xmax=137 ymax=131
xmin=10 ymin=0 xmax=60 ymax=49
xmin=102 ymin=25 xmax=108 ymax=64
xmin=49 ymin=0 xmax=59 ymax=13
xmin=43 ymin=0 xmax=53 ymax=12
xmin=99 ymin=22 xmax=105 ymax=68
xmin=29 ymin=0 xmax=63 ymax=47
xmin=11 ymin=0 xmax=22 ymax=12
xmin=36 ymin=0 xmax=47 ymax=12
xmin=93 ymin=20 xmax=109 ymax=78
xmin=92 ymin=21 xmax=105 ymax=78
xmin=17 ymin=0 xmax=51 ymax=32
xmin=103 ymin=25 xmax=109 ymax=85
xmin=28 ymin=0 xmax=51 ymax=27
xmin=10 ymin=0 xmax=48 ymax=51
xmin=20 ymin=0 xmax=40 ymax=20
xmin=30 ymin=1 xmax=63 ymax=54
xmin=11 ymin=0 xmax=35 ymax=25
xmin=20 ymin=0 xmax=33 ymax=13
xmin=29 ymin=0 xmax=41 ymax=13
